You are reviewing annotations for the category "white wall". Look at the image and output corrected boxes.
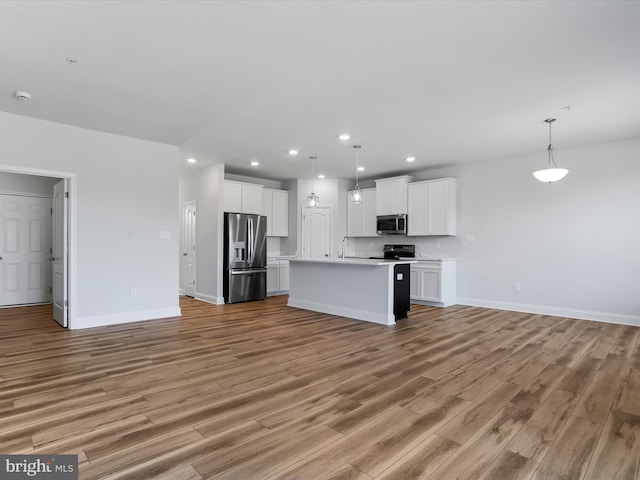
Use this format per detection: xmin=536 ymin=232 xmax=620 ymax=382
xmin=0 ymin=172 xmax=59 ymax=195
xmin=353 ymin=137 xmax=640 ymax=325
xmin=0 ymin=111 xmax=181 ymax=329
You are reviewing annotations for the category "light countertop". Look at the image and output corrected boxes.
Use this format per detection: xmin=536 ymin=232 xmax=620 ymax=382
xmin=288 ymin=257 xmax=417 ymax=266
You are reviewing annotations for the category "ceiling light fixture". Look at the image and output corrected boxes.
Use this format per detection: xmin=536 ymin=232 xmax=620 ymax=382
xmin=186 ymin=158 xmax=196 ymax=164
xmin=306 ymin=156 xmax=320 ymax=208
xmin=351 ymin=145 xmax=362 ymax=204
xmin=288 ymin=149 xmax=298 ymax=155
xmin=357 ymin=166 xmax=365 ymax=172
xmin=406 ymin=156 xmax=416 ymax=162
xmin=250 ymin=161 xmax=259 ymax=167
xmin=318 ymin=174 xmax=325 ymax=179
xmin=339 ymin=134 xmax=350 ymax=141
xmin=533 ymin=118 xmax=569 ymax=183
xmin=14 ymin=91 xmax=31 ymax=101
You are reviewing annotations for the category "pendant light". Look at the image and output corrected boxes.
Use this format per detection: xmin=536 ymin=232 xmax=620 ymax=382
xmin=533 ymin=118 xmax=569 ymax=183
xmin=306 ymin=156 xmax=320 ymax=208
xmin=351 ymin=145 xmax=362 ymax=203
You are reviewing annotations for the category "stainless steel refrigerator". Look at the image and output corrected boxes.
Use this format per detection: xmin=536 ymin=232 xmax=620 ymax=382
xmin=223 ymin=212 xmax=267 ymax=303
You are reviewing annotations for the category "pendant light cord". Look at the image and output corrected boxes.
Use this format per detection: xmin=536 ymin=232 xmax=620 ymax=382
xmin=545 ymin=118 xmax=557 ymax=169
xmin=353 ymin=145 xmax=361 ymax=188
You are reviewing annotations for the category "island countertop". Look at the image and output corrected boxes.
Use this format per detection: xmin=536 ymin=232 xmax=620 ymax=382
xmin=287 ymin=257 xmax=417 ymax=266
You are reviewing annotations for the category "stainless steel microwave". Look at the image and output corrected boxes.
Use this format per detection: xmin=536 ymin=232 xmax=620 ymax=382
xmin=376 ymin=214 xmax=407 ymax=235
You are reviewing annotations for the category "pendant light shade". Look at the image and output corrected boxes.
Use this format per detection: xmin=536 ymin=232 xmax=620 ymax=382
xmin=351 ymin=145 xmax=362 ymax=204
xmin=306 ymin=156 xmax=320 ymax=208
xmin=533 ymin=118 xmax=569 ymax=183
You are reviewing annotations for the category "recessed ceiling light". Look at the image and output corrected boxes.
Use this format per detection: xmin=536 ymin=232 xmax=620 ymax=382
xmin=186 ymin=158 xmax=196 ymax=164
xmin=406 ymin=156 xmax=416 ymax=162
xmin=14 ymin=91 xmax=31 ymax=101
xmin=338 ymin=134 xmax=350 ymax=141
xmin=250 ymin=161 xmax=259 ymax=167
xmin=318 ymin=174 xmax=325 ymax=179
xmin=288 ymin=149 xmax=298 ymax=155
xmin=357 ymin=166 xmax=365 ymax=171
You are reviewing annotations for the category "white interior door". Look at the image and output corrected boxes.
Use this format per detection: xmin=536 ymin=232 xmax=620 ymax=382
xmin=52 ymin=180 xmax=68 ymax=327
xmin=0 ymin=195 xmax=51 ymax=306
xmin=182 ymin=200 xmax=196 ymax=297
xmin=301 ymin=207 xmax=331 ymax=259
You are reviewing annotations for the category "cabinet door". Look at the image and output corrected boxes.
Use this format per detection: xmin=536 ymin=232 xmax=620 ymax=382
xmin=347 ymin=191 xmax=363 ymax=237
xmin=361 ymin=189 xmax=377 ymax=236
xmin=376 ymin=180 xmax=391 ymax=215
xmin=241 ymin=183 xmax=263 ymax=214
xmin=409 ymin=268 xmax=419 ymax=300
xmin=223 ymin=181 xmax=242 ymax=213
xmin=279 ymin=263 xmax=290 ymax=291
xmin=390 ymin=178 xmax=408 ymax=214
xmin=427 ymin=179 xmax=454 ymax=235
xmin=271 ymin=190 xmax=289 ymax=237
xmin=407 ymin=182 xmax=427 ymax=236
xmin=267 ymin=264 xmax=279 ymax=293
xmin=419 ymin=268 xmax=441 ymax=302
xmin=262 ymin=189 xmax=274 ymax=236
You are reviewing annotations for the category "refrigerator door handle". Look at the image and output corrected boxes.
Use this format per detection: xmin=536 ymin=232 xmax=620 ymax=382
xmin=231 ymin=269 xmax=267 ymax=275
xmin=247 ymin=217 xmax=253 ymax=264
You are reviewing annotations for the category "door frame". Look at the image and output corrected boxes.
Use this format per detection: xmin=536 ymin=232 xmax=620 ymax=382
xmin=0 ymin=164 xmax=76 ymax=329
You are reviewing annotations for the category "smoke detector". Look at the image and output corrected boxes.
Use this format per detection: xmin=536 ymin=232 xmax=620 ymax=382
xmin=14 ymin=91 xmax=32 ymax=101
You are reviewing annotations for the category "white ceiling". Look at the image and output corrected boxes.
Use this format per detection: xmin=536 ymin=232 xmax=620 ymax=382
xmin=1 ymin=1 xmax=639 ymax=182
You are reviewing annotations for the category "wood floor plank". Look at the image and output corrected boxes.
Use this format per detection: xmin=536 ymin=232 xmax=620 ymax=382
xmin=532 ymin=416 xmax=601 ymax=480
xmin=614 ymin=368 xmax=640 ymax=416
xmin=428 ymin=402 xmax=533 ymax=480
xmin=436 ymin=381 xmax=522 ymax=444
xmin=478 ymin=450 xmax=539 ymax=480
xmin=583 ymin=409 xmax=640 ymax=480
xmin=319 ymin=464 xmax=372 ymax=480
xmin=507 ymin=388 xmax=580 ymax=462
xmin=1 ymin=297 xmax=639 ymax=479
xmin=349 ymin=396 xmax=469 ymax=477
xmin=374 ymin=434 xmax=460 ymax=480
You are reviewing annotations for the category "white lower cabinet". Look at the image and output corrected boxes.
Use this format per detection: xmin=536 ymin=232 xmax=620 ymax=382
xmin=267 ymin=259 xmax=290 ymax=295
xmin=410 ymin=259 xmax=457 ymax=307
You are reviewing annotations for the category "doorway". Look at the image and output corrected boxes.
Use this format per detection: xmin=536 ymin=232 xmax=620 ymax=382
xmin=182 ymin=200 xmax=196 ymax=297
xmin=301 ymin=206 xmax=331 ymax=259
xmin=0 ymin=166 xmax=75 ymax=328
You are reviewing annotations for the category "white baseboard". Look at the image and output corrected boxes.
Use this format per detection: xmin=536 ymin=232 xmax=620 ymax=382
xmin=288 ymin=298 xmax=394 ymax=326
xmin=195 ymin=292 xmax=225 ymax=305
xmin=457 ymin=297 xmax=640 ymax=327
xmin=75 ymin=307 xmax=182 ymax=329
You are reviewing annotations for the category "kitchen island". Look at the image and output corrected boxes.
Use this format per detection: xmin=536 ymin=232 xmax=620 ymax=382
xmin=287 ymin=257 xmax=417 ymax=325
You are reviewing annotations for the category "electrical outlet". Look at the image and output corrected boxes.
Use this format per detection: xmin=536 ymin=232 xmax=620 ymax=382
xmin=131 ymin=288 xmax=137 ymax=297
xmin=513 ymin=282 xmax=521 ymax=292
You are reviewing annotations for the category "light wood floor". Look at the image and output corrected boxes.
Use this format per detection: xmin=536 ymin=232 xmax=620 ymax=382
xmin=2 ymin=296 xmax=640 ymax=480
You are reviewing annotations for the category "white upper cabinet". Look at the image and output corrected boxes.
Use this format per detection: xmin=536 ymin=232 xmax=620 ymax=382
xmin=375 ymin=175 xmax=413 ymax=215
xmin=347 ymin=188 xmax=376 ymax=237
xmin=223 ymin=180 xmax=263 ymax=215
xmin=407 ymin=177 xmax=457 ymax=236
xmin=262 ymin=188 xmax=289 ymax=237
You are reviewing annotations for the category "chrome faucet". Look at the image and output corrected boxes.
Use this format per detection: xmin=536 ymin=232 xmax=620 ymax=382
xmin=341 ymin=236 xmax=349 ymax=260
